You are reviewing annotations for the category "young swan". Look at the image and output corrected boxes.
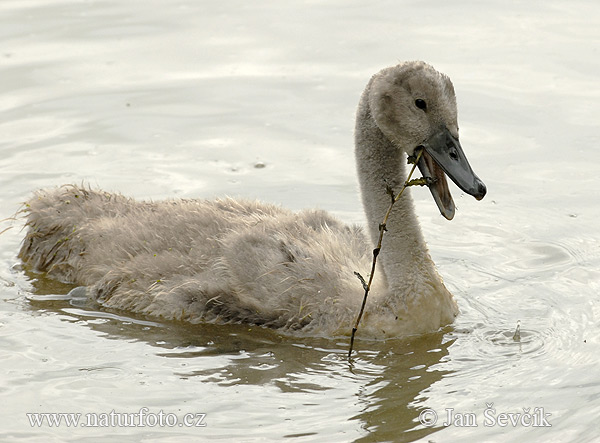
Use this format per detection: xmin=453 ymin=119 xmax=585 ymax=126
xmin=20 ymin=61 xmax=486 ymax=339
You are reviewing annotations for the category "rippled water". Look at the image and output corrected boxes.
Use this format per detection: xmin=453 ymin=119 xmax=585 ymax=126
xmin=1 ymin=1 xmax=599 ymax=441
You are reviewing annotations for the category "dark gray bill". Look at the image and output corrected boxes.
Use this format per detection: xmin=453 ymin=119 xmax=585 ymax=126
xmin=416 ymin=127 xmax=486 ymax=220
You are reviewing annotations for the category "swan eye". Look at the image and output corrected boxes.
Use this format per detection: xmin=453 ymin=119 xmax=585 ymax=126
xmin=415 ymin=99 xmax=427 ymax=111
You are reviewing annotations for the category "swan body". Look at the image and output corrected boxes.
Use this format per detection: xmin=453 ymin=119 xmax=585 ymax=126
xmin=19 ymin=61 xmax=486 ymax=339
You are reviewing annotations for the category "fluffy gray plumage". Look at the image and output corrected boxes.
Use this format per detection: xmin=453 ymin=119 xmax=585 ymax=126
xmin=20 ymin=61 xmax=475 ymax=338
xmin=21 ymin=189 xmax=371 ymax=333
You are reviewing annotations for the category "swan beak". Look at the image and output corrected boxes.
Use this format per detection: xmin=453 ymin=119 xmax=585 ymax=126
xmin=417 ymin=127 xmax=487 ymax=220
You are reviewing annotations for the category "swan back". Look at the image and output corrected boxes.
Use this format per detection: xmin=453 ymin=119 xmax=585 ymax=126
xmin=20 ymin=187 xmax=375 ymax=334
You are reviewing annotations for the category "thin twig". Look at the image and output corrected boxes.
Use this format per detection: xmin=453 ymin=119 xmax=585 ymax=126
xmin=348 ymin=148 xmax=424 ymax=360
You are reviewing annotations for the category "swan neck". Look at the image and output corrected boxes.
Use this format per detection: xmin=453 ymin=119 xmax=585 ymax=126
xmin=354 ymin=88 xmax=437 ymax=293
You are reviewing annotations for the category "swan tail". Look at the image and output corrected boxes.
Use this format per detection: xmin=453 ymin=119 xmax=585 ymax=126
xmin=19 ymin=185 xmax=123 ymax=282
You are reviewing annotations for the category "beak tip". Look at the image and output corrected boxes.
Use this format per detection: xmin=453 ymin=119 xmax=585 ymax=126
xmin=474 ymin=180 xmax=487 ymax=201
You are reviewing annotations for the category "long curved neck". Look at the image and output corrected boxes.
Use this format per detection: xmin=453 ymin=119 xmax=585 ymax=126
xmin=354 ymin=87 xmax=439 ymax=304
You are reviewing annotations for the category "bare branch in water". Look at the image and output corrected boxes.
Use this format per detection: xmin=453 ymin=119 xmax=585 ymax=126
xmin=353 ymin=272 xmax=368 ymax=292
xmin=348 ymin=148 xmax=425 ymax=360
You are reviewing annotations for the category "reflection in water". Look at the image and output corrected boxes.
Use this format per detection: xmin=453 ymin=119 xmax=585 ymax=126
xmin=25 ymin=269 xmax=454 ymax=442
xmin=350 ymin=334 xmax=454 ymax=443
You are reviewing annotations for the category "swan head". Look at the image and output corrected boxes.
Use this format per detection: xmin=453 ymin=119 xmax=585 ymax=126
xmin=368 ymin=61 xmax=486 ymax=219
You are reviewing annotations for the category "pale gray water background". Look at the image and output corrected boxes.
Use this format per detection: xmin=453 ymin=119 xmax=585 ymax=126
xmin=1 ymin=0 xmax=599 ymax=442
